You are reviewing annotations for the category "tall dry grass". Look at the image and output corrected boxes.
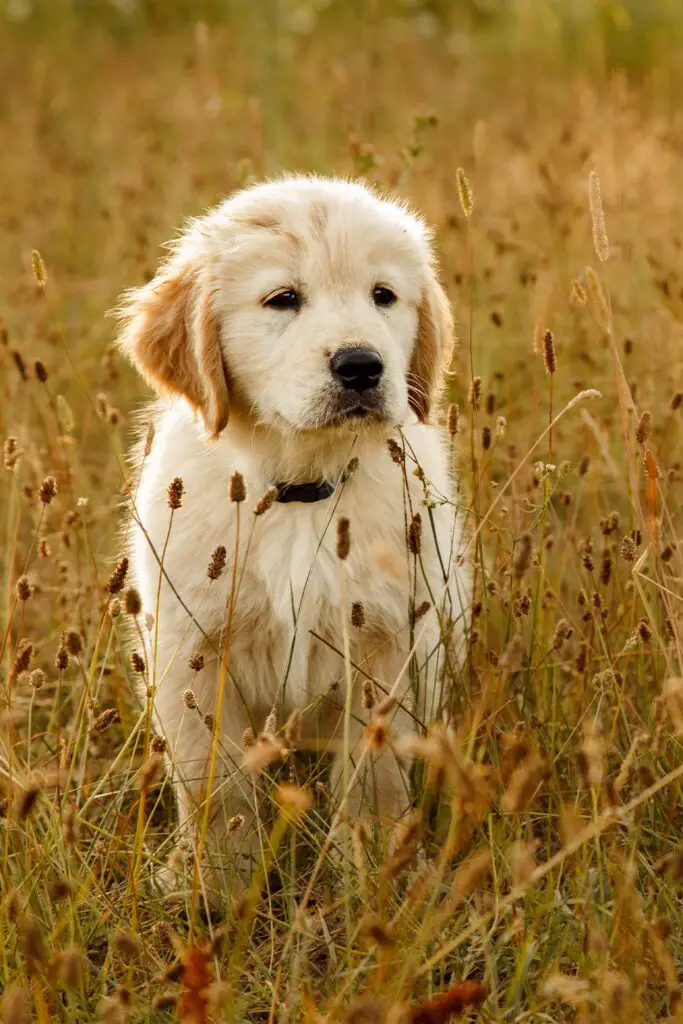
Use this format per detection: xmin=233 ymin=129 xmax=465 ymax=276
xmin=1 ymin=3 xmax=683 ymax=1021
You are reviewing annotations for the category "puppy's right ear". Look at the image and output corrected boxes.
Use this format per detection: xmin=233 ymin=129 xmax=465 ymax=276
xmin=116 ymin=262 xmax=230 ymax=439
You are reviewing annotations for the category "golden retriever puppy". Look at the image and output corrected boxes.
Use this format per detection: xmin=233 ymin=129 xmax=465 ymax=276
xmin=116 ymin=176 xmax=470 ymax=889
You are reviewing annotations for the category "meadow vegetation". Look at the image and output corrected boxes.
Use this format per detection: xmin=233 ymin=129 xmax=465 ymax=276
xmin=1 ymin=1 xmax=683 ymax=1020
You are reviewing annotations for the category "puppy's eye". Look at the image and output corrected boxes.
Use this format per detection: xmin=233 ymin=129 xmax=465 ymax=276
xmin=372 ymin=285 xmax=397 ymax=308
xmin=263 ymin=289 xmax=301 ymax=311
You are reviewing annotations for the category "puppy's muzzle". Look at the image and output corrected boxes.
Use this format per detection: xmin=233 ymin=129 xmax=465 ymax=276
xmin=330 ymin=347 xmax=384 ymax=393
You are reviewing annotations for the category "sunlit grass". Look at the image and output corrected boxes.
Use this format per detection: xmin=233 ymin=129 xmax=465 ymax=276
xmin=1 ymin=3 xmax=683 ymax=1021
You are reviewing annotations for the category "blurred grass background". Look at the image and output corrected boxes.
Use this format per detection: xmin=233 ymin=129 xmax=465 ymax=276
xmin=2 ymin=1 xmax=683 ymax=1021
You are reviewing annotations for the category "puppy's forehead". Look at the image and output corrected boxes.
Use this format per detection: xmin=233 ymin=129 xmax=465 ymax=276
xmin=220 ymin=178 xmax=430 ymax=276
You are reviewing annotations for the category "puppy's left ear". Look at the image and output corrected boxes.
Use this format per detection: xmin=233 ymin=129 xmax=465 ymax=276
xmin=408 ymin=267 xmax=454 ymax=423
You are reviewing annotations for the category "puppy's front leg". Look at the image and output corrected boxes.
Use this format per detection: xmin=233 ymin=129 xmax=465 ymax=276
xmin=326 ymin=671 xmax=416 ymax=827
xmin=150 ymin=644 xmax=262 ymax=898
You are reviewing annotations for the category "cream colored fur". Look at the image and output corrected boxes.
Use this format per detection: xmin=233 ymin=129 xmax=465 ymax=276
xmin=116 ymin=176 xmax=470 ymax=887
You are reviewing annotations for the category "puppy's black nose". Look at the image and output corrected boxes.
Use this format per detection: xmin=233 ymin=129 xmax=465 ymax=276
xmin=330 ymin=348 xmax=384 ymax=392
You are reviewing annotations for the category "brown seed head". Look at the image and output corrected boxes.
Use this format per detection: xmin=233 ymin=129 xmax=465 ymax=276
xmin=39 ymin=475 xmax=57 ymax=505
xmin=33 ymin=360 xmax=48 ymax=383
xmin=207 ymin=545 xmax=227 ymax=580
xmin=408 ymin=513 xmax=422 ymax=555
xmin=106 ymin=556 xmax=129 ymax=595
xmin=254 ymin=486 xmax=277 ymax=516
xmin=65 ymin=630 xmax=83 ymax=657
xmin=620 ymin=535 xmax=637 ymax=562
xmin=672 ymin=392 xmax=683 ymax=411
xmin=636 ymin=410 xmax=652 ymax=444
xmin=183 ymin=689 xmax=198 ymax=710
xmin=17 ymin=784 xmax=41 ymax=821
xmin=188 ymin=651 xmax=205 ymax=672
xmin=387 ymin=438 xmax=404 ymax=464
xmin=22 ymin=917 xmax=45 ymax=976
xmin=12 ymin=351 xmax=27 ymax=382
xmin=4 ymin=436 xmax=21 ymax=471
xmin=468 ymin=376 xmax=482 ymax=409
xmin=124 ymin=587 xmax=141 ymax=616
xmin=552 ymin=618 xmax=574 ymax=650
xmin=351 ymin=601 xmax=365 ymax=628
xmin=151 ymin=735 xmax=167 ymax=754
xmin=130 ymin=652 xmax=145 ymax=674
xmin=55 ymin=641 xmax=69 ymax=671
xmin=447 ymin=403 xmax=459 ymax=436
xmin=513 ymin=534 xmax=532 ymax=578
xmin=93 ymin=708 xmax=119 ymax=732
xmin=362 ymin=679 xmax=375 ymax=710
xmin=29 ymin=669 xmax=45 ymax=690
xmin=600 ymin=549 xmax=612 ymax=586
xmin=543 ymin=329 xmax=556 ymax=375
xmin=638 ymin=619 xmax=652 ymax=643
xmin=12 ymin=638 xmax=34 ymax=680
xmin=337 ymin=516 xmax=350 ymax=560
xmin=114 ymin=931 xmax=142 ymax=961
xmin=16 ymin=576 xmax=33 ymax=602
xmin=167 ymin=476 xmax=184 ymax=510
xmin=229 ymin=470 xmax=246 ymax=503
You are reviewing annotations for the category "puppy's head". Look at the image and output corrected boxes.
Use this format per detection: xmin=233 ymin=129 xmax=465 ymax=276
xmin=116 ymin=177 xmax=453 ymax=439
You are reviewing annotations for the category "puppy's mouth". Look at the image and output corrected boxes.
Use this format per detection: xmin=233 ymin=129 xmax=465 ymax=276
xmin=319 ymin=390 xmax=388 ymax=428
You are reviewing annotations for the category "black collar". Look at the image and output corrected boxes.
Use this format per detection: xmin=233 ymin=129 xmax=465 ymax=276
xmin=274 ymin=479 xmax=337 ymax=504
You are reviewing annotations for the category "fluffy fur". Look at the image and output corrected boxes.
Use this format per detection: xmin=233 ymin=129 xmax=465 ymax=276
xmin=116 ymin=176 xmax=470 ymax=885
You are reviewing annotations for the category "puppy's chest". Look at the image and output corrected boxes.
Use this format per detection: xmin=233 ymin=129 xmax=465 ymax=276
xmin=239 ymin=486 xmax=414 ymax=634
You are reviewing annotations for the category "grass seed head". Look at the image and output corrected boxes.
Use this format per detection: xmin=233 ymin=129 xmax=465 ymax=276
xmin=447 ymin=403 xmax=459 ymax=435
xmin=636 ymin=410 xmax=652 ymax=444
xmin=124 ymin=587 xmax=141 ymax=616
xmin=167 ymin=476 xmax=184 ymax=509
xmin=229 ymin=470 xmax=246 ymax=503
xmin=130 ymin=651 xmax=145 ymax=674
xmin=182 ymin=689 xmax=197 ymax=710
xmin=106 ymin=556 xmax=129 ymax=594
xmin=33 ymin=359 xmax=48 ymax=382
xmin=351 ymin=600 xmax=365 ymax=627
xmin=513 ymin=534 xmax=532 ymax=578
xmin=12 ymin=638 xmax=34 ymax=680
xmin=468 ymin=375 xmax=482 ymax=409
xmin=543 ymin=329 xmax=557 ymax=374
xmin=387 ymin=437 xmax=404 ymax=463
xmin=15 ymin=575 xmax=33 ymax=602
xmin=254 ymin=485 xmax=277 ymax=515
xmin=207 ymin=544 xmax=227 ymax=580
xmin=337 ymin=516 xmax=351 ymax=560
xmin=408 ymin=512 xmax=422 ymax=554
xmin=588 ymin=169 xmax=610 ymax=262
xmin=65 ymin=629 xmax=83 ymax=656
xmin=31 ymin=249 xmax=47 ymax=288
xmin=3 ymin=436 xmax=20 ymax=471
xmin=38 ymin=475 xmax=57 ymax=505
xmin=188 ymin=651 xmax=204 ymax=672
xmin=456 ymin=166 xmax=473 ymax=217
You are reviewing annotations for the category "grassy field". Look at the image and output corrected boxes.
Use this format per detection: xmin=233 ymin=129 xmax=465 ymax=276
xmin=2 ymin=1 xmax=683 ymax=1020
